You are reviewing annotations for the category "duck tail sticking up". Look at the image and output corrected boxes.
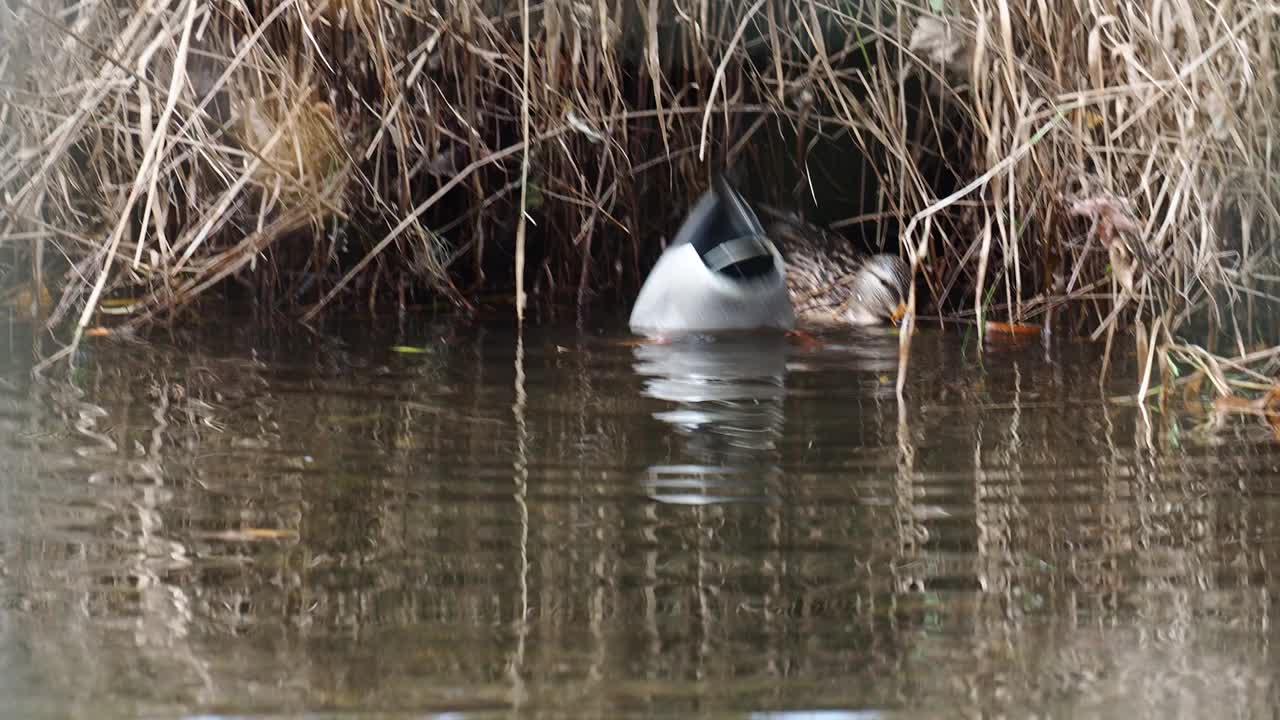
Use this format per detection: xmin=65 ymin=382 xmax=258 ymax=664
xmin=696 ymin=175 xmax=780 ymax=280
xmin=628 ymin=175 xmax=795 ymax=334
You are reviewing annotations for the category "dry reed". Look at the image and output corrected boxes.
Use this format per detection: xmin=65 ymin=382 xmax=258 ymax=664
xmin=1 ymin=0 xmax=1277 ymax=389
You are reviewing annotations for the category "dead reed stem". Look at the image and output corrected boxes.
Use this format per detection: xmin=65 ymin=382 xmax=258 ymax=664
xmin=0 ymin=0 xmax=1276 ymax=385
xmin=515 ymin=0 xmax=532 ymax=322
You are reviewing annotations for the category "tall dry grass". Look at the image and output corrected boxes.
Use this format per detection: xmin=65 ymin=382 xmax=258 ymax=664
xmin=1 ymin=1 xmax=1278 ymax=390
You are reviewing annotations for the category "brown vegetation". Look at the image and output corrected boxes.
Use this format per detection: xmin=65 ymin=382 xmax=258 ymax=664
xmin=1 ymin=0 xmax=1278 ymax=388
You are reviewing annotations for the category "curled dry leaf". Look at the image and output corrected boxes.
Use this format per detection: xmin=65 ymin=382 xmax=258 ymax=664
xmin=1068 ymin=195 xmax=1142 ymax=236
xmin=985 ymin=321 xmax=1042 ymax=336
xmin=1213 ymin=386 xmax=1280 ymax=440
xmin=909 ymin=16 xmax=972 ymax=73
xmin=1212 ymin=386 xmax=1280 ymax=414
xmin=1265 ymin=387 xmax=1280 ymax=439
xmin=1107 ymin=242 xmax=1138 ymax=295
xmin=1070 ymin=194 xmax=1142 ymax=294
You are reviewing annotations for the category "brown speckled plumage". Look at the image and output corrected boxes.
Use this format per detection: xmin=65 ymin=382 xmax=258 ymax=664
xmin=768 ymin=214 xmax=911 ymax=326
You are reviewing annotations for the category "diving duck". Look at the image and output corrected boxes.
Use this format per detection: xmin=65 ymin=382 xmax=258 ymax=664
xmin=629 ymin=177 xmax=910 ymax=334
xmin=628 ymin=175 xmax=796 ymax=334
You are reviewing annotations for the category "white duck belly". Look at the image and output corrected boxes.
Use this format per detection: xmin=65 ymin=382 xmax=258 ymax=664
xmin=629 ymin=177 xmax=796 ymax=335
xmin=628 ymin=242 xmax=795 ymax=334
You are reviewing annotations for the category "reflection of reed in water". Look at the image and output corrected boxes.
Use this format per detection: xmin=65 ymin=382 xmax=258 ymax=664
xmin=1 ymin=321 xmax=480 ymax=708
xmin=4 ymin=318 xmax=1280 ymax=715
xmin=3 ymin=342 xmax=228 ymax=708
xmin=886 ymin=339 xmax=1279 ymax=713
xmin=631 ymin=333 xmax=789 ymax=504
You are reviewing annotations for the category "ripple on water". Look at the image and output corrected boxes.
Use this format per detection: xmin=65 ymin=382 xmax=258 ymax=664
xmin=0 ymin=317 xmax=1277 ymax=717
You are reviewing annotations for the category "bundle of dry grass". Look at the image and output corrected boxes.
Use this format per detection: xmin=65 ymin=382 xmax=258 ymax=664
xmin=1 ymin=0 xmax=354 ymax=343
xmin=874 ymin=1 xmax=1280 ymax=393
xmin=1 ymin=0 xmax=1277 ymax=390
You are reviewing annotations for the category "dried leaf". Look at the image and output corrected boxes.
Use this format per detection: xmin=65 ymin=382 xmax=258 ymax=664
xmin=1070 ymin=194 xmax=1142 ymax=294
xmin=909 ymin=16 xmax=969 ymax=71
xmin=985 ymin=321 xmax=1042 ymax=336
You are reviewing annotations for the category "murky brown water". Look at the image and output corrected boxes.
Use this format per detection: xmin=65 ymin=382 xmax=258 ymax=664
xmin=0 ymin=313 xmax=1277 ymax=718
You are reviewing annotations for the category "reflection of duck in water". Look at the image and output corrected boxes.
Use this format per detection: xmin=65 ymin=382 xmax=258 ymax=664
xmin=632 ymin=332 xmax=788 ymax=410
xmin=628 ymin=176 xmax=910 ymax=335
xmin=631 ymin=333 xmax=790 ymax=504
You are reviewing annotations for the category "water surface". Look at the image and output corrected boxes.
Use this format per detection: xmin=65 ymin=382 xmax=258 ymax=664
xmin=0 ymin=314 xmax=1276 ymax=718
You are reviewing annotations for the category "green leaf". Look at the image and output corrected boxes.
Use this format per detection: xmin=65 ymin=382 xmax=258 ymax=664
xmin=390 ymin=345 xmax=429 ymax=354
